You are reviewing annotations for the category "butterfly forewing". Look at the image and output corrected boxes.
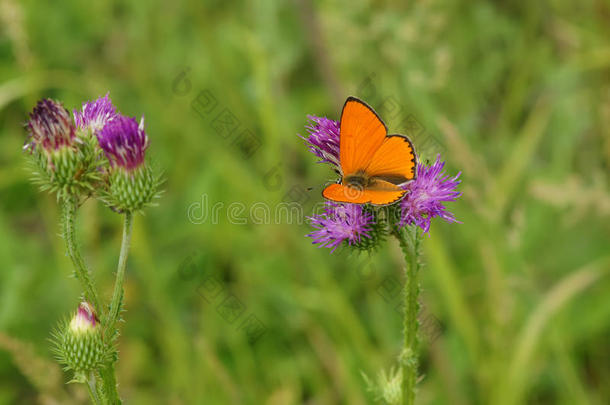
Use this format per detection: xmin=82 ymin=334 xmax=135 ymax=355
xmin=339 ymin=97 xmax=387 ymax=177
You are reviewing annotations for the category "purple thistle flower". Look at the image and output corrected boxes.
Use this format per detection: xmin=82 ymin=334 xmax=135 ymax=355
xmin=73 ymin=93 xmax=119 ymax=133
xmin=400 ymin=156 xmax=461 ymax=233
xmin=300 ymin=115 xmax=340 ymax=167
xmin=97 ymin=115 xmax=149 ymax=171
xmin=25 ymin=99 xmax=75 ymax=152
xmin=307 ymin=202 xmax=374 ymax=252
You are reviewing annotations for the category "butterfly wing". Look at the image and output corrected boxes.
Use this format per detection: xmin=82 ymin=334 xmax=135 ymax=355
xmin=364 ymin=135 xmax=417 ymax=184
xmin=339 ymin=97 xmax=388 ymax=177
xmin=323 ymin=97 xmax=416 ymax=205
xmin=322 ymin=182 xmax=406 ymax=205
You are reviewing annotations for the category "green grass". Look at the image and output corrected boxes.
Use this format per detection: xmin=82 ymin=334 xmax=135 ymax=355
xmin=1 ymin=0 xmax=609 ymax=404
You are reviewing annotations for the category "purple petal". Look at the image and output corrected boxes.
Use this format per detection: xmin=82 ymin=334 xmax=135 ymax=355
xmin=400 ymin=155 xmax=461 ymax=232
xmin=74 ymin=93 xmax=119 ymax=133
xmin=307 ymin=202 xmax=374 ymax=252
xmin=299 ymin=115 xmax=341 ymax=168
xmin=26 ymin=99 xmax=75 ymax=152
xmin=97 ymin=115 xmax=149 ymax=170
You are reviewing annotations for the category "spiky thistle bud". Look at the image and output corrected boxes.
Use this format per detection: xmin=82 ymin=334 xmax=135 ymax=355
xmin=51 ymin=302 xmax=110 ymax=381
xmin=25 ymin=99 xmax=99 ymax=196
xmin=96 ymin=115 xmax=160 ymax=212
xmin=362 ymin=367 xmax=403 ymax=405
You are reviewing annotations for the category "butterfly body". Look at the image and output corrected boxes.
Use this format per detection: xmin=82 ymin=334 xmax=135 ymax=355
xmin=322 ymin=97 xmax=417 ymax=205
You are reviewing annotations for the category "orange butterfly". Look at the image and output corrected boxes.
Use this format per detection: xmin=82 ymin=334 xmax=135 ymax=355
xmin=322 ymin=97 xmax=417 ymax=205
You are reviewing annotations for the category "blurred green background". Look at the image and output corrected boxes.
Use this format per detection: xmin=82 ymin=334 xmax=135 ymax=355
xmin=1 ymin=0 xmax=609 ymax=404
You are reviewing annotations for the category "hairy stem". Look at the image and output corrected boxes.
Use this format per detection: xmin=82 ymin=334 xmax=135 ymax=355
xmin=61 ymin=195 xmax=102 ymax=315
xmin=100 ymin=211 xmax=133 ymax=404
xmin=105 ymin=211 xmax=134 ymax=336
xmin=99 ymin=366 xmax=120 ymax=405
xmin=393 ymin=226 xmax=421 ymax=405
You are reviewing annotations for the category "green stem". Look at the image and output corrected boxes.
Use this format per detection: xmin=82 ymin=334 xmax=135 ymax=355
xmin=99 ymin=366 xmax=120 ymax=405
xmin=105 ymin=211 xmax=134 ymax=336
xmin=99 ymin=211 xmax=133 ymax=404
xmin=62 ymin=195 xmax=102 ymax=315
xmin=393 ymin=226 xmax=421 ymax=405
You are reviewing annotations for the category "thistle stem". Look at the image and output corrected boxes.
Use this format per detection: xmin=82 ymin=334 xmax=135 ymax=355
xmin=62 ymin=195 xmax=102 ymax=315
xmin=393 ymin=226 xmax=421 ymax=405
xmin=105 ymin=211 xmax=134 ymax=336
xmin=99 ymin=211 xmax=133 ymax=404
xmin=99 ymin=366 xmax=120 ymax=405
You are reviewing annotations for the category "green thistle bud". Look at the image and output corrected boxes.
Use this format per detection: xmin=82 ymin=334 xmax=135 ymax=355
xmin=104 ymin=165 xmax=159 ymax=212
xmin=379 ymin=367 xmax=403 ymax=405
xmin=51 ymin=302 xmax=110 ymax=379
xmin=362 ymin=367 xmax=403 ymax=405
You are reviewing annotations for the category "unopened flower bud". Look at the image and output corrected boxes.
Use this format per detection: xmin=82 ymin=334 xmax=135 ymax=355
xmin=363 ymin=367 xmax=403 ymax=405
xmin=380 ymin=369 xmax=403 ymax=405
xmin=52 ymin=302 xmax=109 ymax=375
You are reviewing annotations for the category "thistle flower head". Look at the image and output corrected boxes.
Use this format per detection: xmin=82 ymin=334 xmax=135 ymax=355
xmin=400 ymin=156 xmax=461 ymax=232
xmin=73 ymin=93 xmax=119 ymax=133
xmin=307 ymin=202 xmax=374 ymax=252
xmin=97 ymin=115 xmax=149 ymax=171
xmin=300 ymin=115 xmax=340 ymax=167
xmin=69 ymin=301 xmax=98 ymax=335
xmin=97 ymin=115 xmax=159 ymax=212
xmin=25 ymin=99 xmax=75 ymax=152
xmin=52 ymin=301 xmax=109 ymax=376
xmin=24 ymin=99 xmax=101 ymax=195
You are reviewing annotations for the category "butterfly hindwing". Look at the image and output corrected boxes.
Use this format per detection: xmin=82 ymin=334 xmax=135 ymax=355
xmin=365 ymin=135 xmax=416 ymax=184
xmin=322 ymin=182 xmax=406 ymax=205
